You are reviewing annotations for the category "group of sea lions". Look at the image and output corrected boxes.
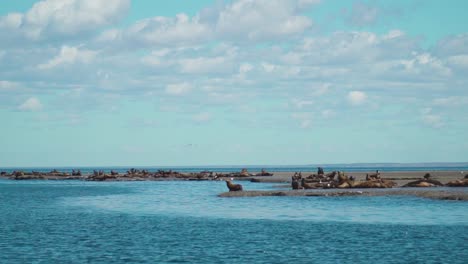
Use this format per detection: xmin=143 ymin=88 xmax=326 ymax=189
xmin=291 ymin=169 xmax=396 ymax=190
xmin=86 ymin=169 xmax=218 ymax=181
xmin=403 ymin=173 xmax=468 ymax=187
xmin=215 ymin=168 xmax=273 ymax=178
xmin=1 ymin=168 xmax=274 ymax=182
xmin=291 ymin=169 xmax=468 ymax=190
xmin=446 ymin=174 xmax=468 ymax=187
xmin=3 ymin=168 xmax=467 ymax=190
xmin=0 ymin=169 xmax=215 ymax=181
xmin=3 ymin=169 xmax=81 ymax=180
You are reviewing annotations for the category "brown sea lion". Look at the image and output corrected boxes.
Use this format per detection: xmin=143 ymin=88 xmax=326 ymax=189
xmin=301 ymin=178 xmax=316 ymax=189
xmin=446 ymin=178 xmax=468 ymax=187
xmin=403 ymin=179 xmax=441 ymax=187
xmin=256 ymin=169 xmax=273 ymax=176
xmin=226 ymin=179 xmax=243 ymax=191
xmin=291 ymin=177 xmax=300 ymax=190
xmin=325 ymin=171 xmax=336 ymax=181
xmin=337 ymin=171 xmax=348 ymax=185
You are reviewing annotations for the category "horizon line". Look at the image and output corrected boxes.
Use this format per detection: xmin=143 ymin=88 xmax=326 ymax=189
xmin=1 ymin=162 xmax=468 ymax=168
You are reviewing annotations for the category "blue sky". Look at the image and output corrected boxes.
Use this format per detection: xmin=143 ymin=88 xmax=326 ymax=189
xmin=1 ymin=0 xmax=467 ymax=166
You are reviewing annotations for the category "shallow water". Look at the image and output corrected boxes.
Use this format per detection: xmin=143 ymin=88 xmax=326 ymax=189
xmin=1 ymin=179 xmax=467 ymax=263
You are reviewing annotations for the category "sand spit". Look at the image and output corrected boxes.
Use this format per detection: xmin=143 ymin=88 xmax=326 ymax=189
xmin=219 ymin=189 xmax=468 ymax=201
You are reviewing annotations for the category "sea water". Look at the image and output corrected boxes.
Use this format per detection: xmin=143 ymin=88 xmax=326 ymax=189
xmin=0 ymin=179 xmax=467 ymax=263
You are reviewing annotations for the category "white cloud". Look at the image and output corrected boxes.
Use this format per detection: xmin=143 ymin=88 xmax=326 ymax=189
xmin=0 ymin=0 xmax=467 ymax=136
xmin=447 ymin=55 xmax=468 ymax=68
xmin=261 ymin=62 xmax=277 ymax=73
xmin=121 ymin=13 xmax=211 ymax=47
xmin=141 ymin=49 xmax=173 ymax=67
xmin=239 ymin=63 xmax=253 ymax=74
xmin=18 ymin=97 xmax=43 ymax=111
xmin=292 ymin=30 xmax=425 ymax=74
xmin=0 ymin=0 xmax=130 ymax=41
xmin=38 ymin=45 xmax=97 ymax=70
xmin=215 ymin=0 xmax=314 ymax=41
xmin=180 ymin=56 xmax=230 ymax=74
xmin=0 ymin=81 xmax=20 ymax=91
xmin=432 ymin=96 xmax=468 ymax=107
xmin=0 ymin=13 xmax=22 ymax=29
xmin=291 ymin=99 xmax=314 ymax=109
xmin=383 ymin=30 xmax=405 ymax=40
xmin=420 ymin=108 xmax=443 ymax=128
xmin=435 ymin=34 xmax=468 ymax=56
xmin=422 ymin=114 xmax=443 ymax=128
xmin=165 ymin=82 xmax=192 ymax=95
xmin=298 ymin=0 xmax=321 ymax=8
xmin=299 ymin=119 xmax=312 ymax=128
xmin=291 ymin=112 xmax=313 ymax=128
xmin=97 ymin=0 xmax=317 ymax=48
xmin=192 ymin=112 xmax=212 ymax=122
xmin=347 ymin=91 xmax=367 ymax=105
xmin=321 ymin=109 xmax=335 ymax=119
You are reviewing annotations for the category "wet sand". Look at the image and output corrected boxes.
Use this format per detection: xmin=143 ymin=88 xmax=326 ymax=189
xmin=219 ymin=188 xmax=468 ymax=201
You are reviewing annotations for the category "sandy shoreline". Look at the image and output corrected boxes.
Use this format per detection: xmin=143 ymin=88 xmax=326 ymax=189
xmin=219 ymin=188 xmax=468 ymax=201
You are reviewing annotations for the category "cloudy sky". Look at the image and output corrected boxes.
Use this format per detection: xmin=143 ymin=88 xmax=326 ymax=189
xmin=1 ymin=0 xmax=467 ymax=167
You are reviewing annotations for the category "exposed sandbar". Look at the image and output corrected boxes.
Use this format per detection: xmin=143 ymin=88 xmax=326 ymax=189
xmin=219 ymin=188 xmax=468 ymax=201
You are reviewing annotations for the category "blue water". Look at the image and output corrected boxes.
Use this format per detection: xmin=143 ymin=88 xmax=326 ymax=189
xmin=1 ymin=179 xmax=467 ymax=263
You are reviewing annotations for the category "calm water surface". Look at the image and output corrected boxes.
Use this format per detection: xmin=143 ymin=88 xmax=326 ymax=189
xmin=0 ymin=179 xmax=467 ymax=263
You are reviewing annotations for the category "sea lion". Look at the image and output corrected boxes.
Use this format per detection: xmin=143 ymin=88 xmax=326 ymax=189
xmin=403 ymin=179 xmax=441 ymax=187
xmin=291 ymin=176 xmax=301 ymax=190
xmin=446 ymin=178 xmax=468 ymax=187
xmin=226 ymin=179 xmax=243 ymax=191
xmin=301 ymin=178 xmax=316 ymax=189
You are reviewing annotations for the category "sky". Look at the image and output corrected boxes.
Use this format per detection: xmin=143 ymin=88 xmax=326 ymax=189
xmin=1 ymin=0 xmax=467 ymax=167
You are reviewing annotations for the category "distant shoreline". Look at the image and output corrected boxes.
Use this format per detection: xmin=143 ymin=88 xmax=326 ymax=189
xmin=1 ymin=164 xmax=468 ymax=174
xmin=1 ymin=169 xmax=467 ymax=184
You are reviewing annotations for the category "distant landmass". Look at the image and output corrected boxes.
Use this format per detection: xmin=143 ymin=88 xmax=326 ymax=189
xmin=308 ymin=162 xmax=468 ymax=168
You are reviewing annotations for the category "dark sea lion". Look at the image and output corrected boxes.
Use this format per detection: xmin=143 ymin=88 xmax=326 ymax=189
xmin=226 ymin=179 xmax=243 ymax=191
